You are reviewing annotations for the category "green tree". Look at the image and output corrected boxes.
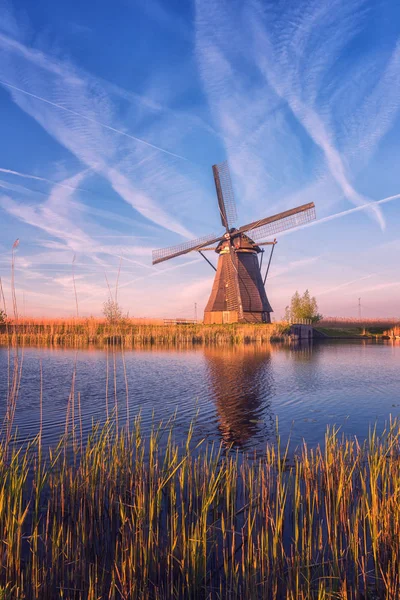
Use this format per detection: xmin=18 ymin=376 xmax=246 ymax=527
xmin=284 ymin=290 xmax=322 ymax=323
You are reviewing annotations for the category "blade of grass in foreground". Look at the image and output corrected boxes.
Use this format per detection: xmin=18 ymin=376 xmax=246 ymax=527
xmin=0 ymin=417 xmax=400 ymax=598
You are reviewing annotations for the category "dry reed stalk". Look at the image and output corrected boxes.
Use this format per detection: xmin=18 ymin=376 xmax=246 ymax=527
xmin=105 ymin=344 xmax=109 ymax=419
xmin=0 ymin=321 xmax=289 ymax=348
xmin=72 ymin=254 xmax=79 ymax=319
xmin=113 ymin=340 xmax=119 ymax=431
xmin=11 ymin=239 xmax=19 ymax=323
xmin=2 ymin=414 xmax=400 ymax=597
xmin=121 ymin=345 xmax=129 ymax=435
xmin=2 ymin=243 xmax=25 ymax=453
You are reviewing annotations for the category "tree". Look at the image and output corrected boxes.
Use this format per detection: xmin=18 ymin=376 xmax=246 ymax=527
xmin=284 ymin=290 xmax=322 ymax=323
xmin=0 ymin=309 xmax=7 ymax=324
xmin=102 ymin=297 xmax=123 ymax=324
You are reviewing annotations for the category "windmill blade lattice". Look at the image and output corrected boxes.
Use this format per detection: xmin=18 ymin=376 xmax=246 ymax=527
xmin=152 ymin=233 xmax=222 ymax=265
xmin=239 ymin=203 xmax=316 ymax=242
xmin=213 ymin=161 xmax=237 ymax=231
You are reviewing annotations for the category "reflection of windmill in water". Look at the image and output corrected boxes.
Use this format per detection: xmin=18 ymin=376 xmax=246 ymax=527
xmin=203 ymin=345 xmax=276 ymax=448
xmin=153 ymin=162 xmax=316 ymax=324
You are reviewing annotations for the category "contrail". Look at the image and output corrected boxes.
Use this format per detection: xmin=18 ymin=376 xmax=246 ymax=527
xmin=317 ymin=274 xmax=374 ymax=296
xmin=312 ymin=192 xmax=400 ymax=227
xmin=79 ymin=257 xmax=202 ymax=305
xmin=0 ymin=167 xmax=90 ymax=193
xmin=280 ymin=191 xmax=400 ymax=237
xmin=0 ymin=79 xmax=188 ymax=161
xmin=0 ymin=167 xmax=47 ymax=182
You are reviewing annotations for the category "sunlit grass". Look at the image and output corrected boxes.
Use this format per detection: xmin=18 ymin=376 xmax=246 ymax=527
xmin=385 ymin=325 xmax=400 ymax=338
xmin=0 ymin=318 xmax=289 ymax=347
xmin=1 ymin=417 xmax=400 ymax=598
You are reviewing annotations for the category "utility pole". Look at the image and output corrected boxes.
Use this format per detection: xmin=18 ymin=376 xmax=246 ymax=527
xmin=358 ymin=298 xmax=361 ymax=320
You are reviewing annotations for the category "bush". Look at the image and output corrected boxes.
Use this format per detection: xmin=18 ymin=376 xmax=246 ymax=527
xmin=284 ymin=290 xmax=322 ymax=323
xmin=102 ymin=297 xmax=123 ymax=324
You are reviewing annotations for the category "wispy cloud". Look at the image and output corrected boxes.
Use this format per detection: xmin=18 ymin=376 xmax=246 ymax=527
xmin=0 ymin=171 xmax=154 ymax=268
xmin=269 ymin=256 xmax=321 ymax=280
xmin=316 ymin=274 xmax=374 ymax=296
xmin=0 ymin=79 xmax=188 ymax=161
xmin=0 ymin=29 xmax=214 ymax=239
xmin=0 ymin=166 xmax=173 ymax=233
xmin=278 ymin=191 xmax=400 ymax=239
xmin=0 ymin=178 xmax=42 ymax=195
xmin=248 ymin=1 xmax=400 ymax=229
xmin=78 ymin=256 xmax=203 ymax=306
xmin=353 ymin=281 xmax=400 ymax=294
xmin=195 ymin=0 xmax=400 ymax=229
xmin=0 ymin=165 xmax=92 ymax=193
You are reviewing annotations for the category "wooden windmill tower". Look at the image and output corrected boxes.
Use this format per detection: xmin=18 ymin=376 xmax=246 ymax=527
xmin=153 ymin=162 xmax=316 ymax=324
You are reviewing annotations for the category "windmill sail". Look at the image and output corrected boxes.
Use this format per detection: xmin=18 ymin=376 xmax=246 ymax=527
xmin=212 ymin=161 xmax=237 ymax=231
xmin=237 ymin=203 xmax=315 ymax=241
xmin=152 ymin=233 xmax=222 ymax=265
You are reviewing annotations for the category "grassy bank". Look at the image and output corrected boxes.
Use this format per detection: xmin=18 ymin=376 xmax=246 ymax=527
xmin=315 ymin=326 xmax=373 ymax=338
xmin=316 ymin=318 xmax=400 ymax=339
xmin=0 ymin=319 xmax=289 ymax=347
xmin=1 ymin=318 xmax=398 ymax=347
xmin=1 ymin=418 xmax=400 ymax=599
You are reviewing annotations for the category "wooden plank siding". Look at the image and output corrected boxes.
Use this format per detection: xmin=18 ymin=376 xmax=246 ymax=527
xmin=204 ymin=250 xmax=272 ymax=324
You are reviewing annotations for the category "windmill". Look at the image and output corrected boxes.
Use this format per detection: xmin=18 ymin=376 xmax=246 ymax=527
xmin=152 ymin=162 xmax=316 ymax=324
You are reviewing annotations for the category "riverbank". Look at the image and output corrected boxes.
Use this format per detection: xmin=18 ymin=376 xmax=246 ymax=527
xmin=315 ymin=326 xmax=388 ymax=339
xmin=315 ymin=317 xmax=399 ymax=339
xmin=0 ymin=320 xmax=289 ymax=346
xmin=1 ymin=418 xmax=400 ymax=599
xmin=0 ymin=317 xmax=398 ymax=347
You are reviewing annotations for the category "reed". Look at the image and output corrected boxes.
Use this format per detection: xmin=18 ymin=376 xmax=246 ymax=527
xmin=1 ymin=416 xmax=400 ymax=598
xmin=0 ymin=318 xmax=289 ymax=347
xmin=384 ymin=325 xmax=400 ymax=338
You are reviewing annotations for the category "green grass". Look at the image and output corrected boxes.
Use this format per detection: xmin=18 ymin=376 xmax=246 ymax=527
xmin=2 ymin=416 xmax=400 ymax=598
xmin=315 ymin=326 xmax=381 ymax=338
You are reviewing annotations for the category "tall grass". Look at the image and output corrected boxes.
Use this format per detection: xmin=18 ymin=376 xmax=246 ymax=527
xmin=384 ymin=325 xmax=400 ymax=338
xmin=0 ymin=318 xmax=289 ymax=347
xmin=2 ymin=417 xmax=400 ymax=598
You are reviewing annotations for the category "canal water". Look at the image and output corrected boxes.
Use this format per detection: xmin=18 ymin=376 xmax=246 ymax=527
xmin=0 ymin=341 xmax=399 ymax=452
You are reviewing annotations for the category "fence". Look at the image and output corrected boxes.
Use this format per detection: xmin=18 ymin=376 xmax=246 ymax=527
xmin=163 ymin=319 xmax=198 ymax=325
xmin=289 ymin=318 xmax=313 ymax=325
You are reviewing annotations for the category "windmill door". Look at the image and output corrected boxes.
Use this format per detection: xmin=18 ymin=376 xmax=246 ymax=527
xmin=222 ymin=311 xmax=230 ymax=324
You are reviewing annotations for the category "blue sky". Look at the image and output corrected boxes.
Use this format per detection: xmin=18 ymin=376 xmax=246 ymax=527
xmin=0 ymin=0 xmax=400 ymax=319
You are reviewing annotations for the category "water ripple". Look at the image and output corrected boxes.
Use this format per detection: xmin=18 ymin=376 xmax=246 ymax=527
xmin=1 ymin=341 xmax=399 ymax=451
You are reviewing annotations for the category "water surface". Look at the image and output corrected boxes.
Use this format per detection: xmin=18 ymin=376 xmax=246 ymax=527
xmin=0 ymin=341 xmax=399 ymax=452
